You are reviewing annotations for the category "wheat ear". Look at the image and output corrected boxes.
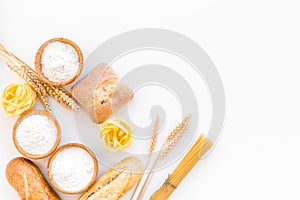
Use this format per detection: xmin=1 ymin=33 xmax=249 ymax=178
xmin=9 ymin=51 xmax=79 ymax=110
xmin=165 ymin=114 xmax=191 ymax=143
xmin=136 ymin=115 xmax=191 ymax=200
xmin=130 ymin=115 xmax=160 ymax=200
xmin=5 ymin=61 xmax=51 ymax=112
xmin=160 ymin=122 xmax=189 ymax=159
xmin=149 ymin=115 xmax=159 ymax=154
xmin=0 ymin=43 xmax=78 ymax=111
xmin=42 ymin=83 xmax=79 ymax=110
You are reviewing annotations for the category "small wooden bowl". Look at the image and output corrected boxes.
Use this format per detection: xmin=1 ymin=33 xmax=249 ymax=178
xmin=12 ymin=110 xmax=61 ymax=159
xmin=47 ymin=143 xmax=98 ymax=194
xmin=35 ymin=38 xmax=83 ymax=86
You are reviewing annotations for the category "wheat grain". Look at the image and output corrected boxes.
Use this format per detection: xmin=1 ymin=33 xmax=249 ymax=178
xmin=130 ymin=115 xmax=160 ymax=200
xmin=37 ymin=93 xmax=51 ymax=113
xmin=12 ymin=52 xmax=79 ymax=110
xmin=136 ymin=114 xmax=191 ymax=200
xmin=160 ymin=123 xmax=189 ymax=159
xmin=166 ymin=114 xmax=191 ymax=142
xmin=1 ymin=44 xmax=79 ymax=111
xmin=5 ymin=61 xmax=51 ymax=112
xmin=149 ymin=115 xmax=159 ymax=153
xmin=51 ymin=86 xmax=79 ymax=110
xmin=19 ymin=59 xmax=78 ymax=110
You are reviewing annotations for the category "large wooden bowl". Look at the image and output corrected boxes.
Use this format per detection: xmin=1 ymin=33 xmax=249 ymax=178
xmin=47 ymin=143 xmax=98 ymax=194
xmin=12 ymin=109 xmax=61 ymax=159
xmin=35 ymin=37 xmax=83 ymax=86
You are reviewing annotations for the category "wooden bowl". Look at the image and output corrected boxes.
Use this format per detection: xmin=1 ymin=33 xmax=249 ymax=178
xmin=35 ymin=38 xmax=83 ymax=86
xmin=47 ymin=143 xmax=98 ymax=194
xmin=12 ymin=109 xmax=61 ymax=159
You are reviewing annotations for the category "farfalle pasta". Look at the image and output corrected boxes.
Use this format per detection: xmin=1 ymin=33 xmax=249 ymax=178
xmin=100 ymin=118 xmax=132 ymax=151
xmin=1 ymin=84 xmax=36 ymax=116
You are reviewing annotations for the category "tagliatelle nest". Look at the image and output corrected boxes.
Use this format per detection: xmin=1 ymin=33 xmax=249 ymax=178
xmin=1 ymin=84 xmax=36 ymax=116
xmin=100 ymin=118 xmax=132 ymax=151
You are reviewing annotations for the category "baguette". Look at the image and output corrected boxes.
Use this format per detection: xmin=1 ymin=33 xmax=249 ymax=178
xmin=79 ymin=156 xmax=143 ymax=200
xmin=72 ymin=63 xmax=133 ymax=124
xmin=6 ymin=157 xmax=61 ymax=200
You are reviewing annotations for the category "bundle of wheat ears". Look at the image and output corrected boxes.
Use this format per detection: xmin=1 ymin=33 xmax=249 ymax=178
xmin=131 ymin=114 xmax=191 ymax=200
xmin=0 ymin=43 xmax=79 ymax=112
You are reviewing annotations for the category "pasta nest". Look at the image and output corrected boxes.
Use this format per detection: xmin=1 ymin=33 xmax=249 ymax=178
xmin=100 ymin=118 xmax=132 ymax=151
xmin=1 ymin=84 xmax=36 ymax=116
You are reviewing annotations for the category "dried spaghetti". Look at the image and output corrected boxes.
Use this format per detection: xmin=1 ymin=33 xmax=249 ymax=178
xmin=150 ymin=134 xmax=212 ymax=200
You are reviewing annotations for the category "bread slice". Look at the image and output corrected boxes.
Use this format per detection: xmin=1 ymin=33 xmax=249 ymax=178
xmin=72 ymin=63 xmax=133 ymax=124
xmin=79 ymin=157 xmax=143 ymax=200
xmin=6 ymin=157 xmax=61 ymax=200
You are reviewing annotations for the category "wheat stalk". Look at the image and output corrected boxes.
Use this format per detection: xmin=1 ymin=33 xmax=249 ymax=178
xmin=149 ymin=115 xmax=159 ymax=154
xmin=130 ymin=115 xmax=160 ymax=200
xmin=42 ymin=83 xmax=79 ymax=110
xmin=37 ymin=93 xmax=51 ymax=113
xmin=9 ymin=50 xmax=79 ymax=110
xmin=0 ymin=43 xmax=79 ymax=111
xmin=160 ymin=122 xmax=189 ymax=159
xmin=5 ymin=61 xmax=51 ymax=112
xmin=136 ymin=115 xmax=191 ymax=200
xmin=165 ymin=114 xmax=191 ymax=142
xmin=52 ymin=86 xmax=79 ymax=110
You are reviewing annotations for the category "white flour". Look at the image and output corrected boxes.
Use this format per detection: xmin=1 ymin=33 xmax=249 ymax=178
xmin=41 ymin=41 xmax=79 ymax=83
xmin=50 ymin=147 xmax=94 ymax=192
xmin=16 ymin=114 xmax=57 ymax=155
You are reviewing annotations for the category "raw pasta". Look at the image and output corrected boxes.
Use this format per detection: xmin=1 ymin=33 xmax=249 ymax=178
xmin=1 ymin=84 xmax=36 ymax=115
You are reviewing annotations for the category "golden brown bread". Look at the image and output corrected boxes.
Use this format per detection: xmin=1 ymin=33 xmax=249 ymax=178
xmin=6 ymin=157 xmax=61 ymax=200
xmin=78 ymin=156 xmax=143 ymax=200
xmin=71 ymin=63 xmax=133 ymax=124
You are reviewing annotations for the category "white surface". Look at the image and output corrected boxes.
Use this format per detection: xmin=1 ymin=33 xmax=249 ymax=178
xmin=1 ymin=0 xmax=300 ymax=199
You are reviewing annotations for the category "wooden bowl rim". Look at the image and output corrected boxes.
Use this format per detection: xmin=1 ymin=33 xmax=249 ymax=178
xmin=12 ymin=109 xmax=61 ymax=159
xmin=47 ymin=143 xmax=98 ymax=194
xmin=35 ymin=37 xmax=83 ymax=86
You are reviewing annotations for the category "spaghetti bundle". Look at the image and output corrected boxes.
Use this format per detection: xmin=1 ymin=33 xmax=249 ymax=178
xmin=150 ymin=134 xmax=212 ymax=200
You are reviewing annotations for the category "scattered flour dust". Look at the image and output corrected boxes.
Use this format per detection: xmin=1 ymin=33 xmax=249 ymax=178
xmin=41 ymin=41 xmax=79 ymax=83
xmin=16 ymin=114 xmax=57 ymax=156
xmin=50 ymin=147 xmax=95 ymax=192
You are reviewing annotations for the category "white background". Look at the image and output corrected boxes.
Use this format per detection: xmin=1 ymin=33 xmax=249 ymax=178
xmin=1 ymin=0 xmax=300 ymax=199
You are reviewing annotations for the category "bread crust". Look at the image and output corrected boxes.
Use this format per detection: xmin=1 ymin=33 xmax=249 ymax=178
xmin=72 ymin=63 xmax=133 ymax=124
xmin=6 ymin=157 xmax=61 ymax=200
xmin=78 ymin=157 xmax=143 ymax=200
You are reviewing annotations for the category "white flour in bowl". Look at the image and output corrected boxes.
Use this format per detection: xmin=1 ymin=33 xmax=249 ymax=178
xmin=41 ymin=41 xmax=79 ymax=83
xmin=16 ymin=114 xmax=57 ymax=156
xmin=50 ymin=146 xmax=95 ymax=192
